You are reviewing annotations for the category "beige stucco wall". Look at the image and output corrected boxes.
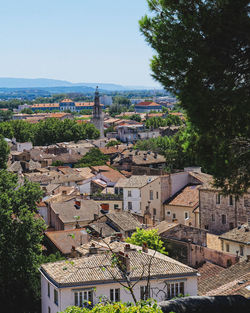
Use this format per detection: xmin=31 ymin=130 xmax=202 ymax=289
xmin=164 ymin=204 xmax=196 ymax=226
xmin=221 ymin=239 xmax=250 ymax=261
xmin=141 ymin=176 xmax=171 ymax=222
xmin=206 ymin=233 xmax=222 ymax=251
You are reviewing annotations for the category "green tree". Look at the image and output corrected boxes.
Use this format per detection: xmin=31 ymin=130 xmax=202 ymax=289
xmin=126 ymin=228 xmax=167 ymax=255
xmin=130 ymin=114 xmax=141 ymax=122
xmin=60 ymin=301 xmax=162 ymax=313
xmin=0 ymin=170 xmax=45 ymax=313
xmin=0 ymin=109 xmax=13 ymax=121
xmin=105 ymin=140 xmax=121 ymax=147
xmin=75 ymin=148 xmax=109 ymax=168
xmin=20 ymin=108 xmax=33 ymax=114
xmin=140 ymin=0 xmax=250 ymax=194
xmin=113 ymin=96 xmax=131 ymax=106
xmin=0 ymin=135 xmax=10 ymax=169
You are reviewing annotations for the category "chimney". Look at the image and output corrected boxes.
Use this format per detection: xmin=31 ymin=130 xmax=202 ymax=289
xmin=142 ymin=242 xmax=148 ymax=253
xmin=124 ymin=244 xmax=131 ymax=252
xmin=117 ymin=251 xmax=130 ymax=273
xmin=71 ymin=246 xmax=78 ymax=258
xmin=89 ymin=243 xmax=98 ymax=255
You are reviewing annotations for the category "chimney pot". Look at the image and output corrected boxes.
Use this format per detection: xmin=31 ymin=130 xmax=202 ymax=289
xmin=142 ymin=242 xmax=148 ymax=253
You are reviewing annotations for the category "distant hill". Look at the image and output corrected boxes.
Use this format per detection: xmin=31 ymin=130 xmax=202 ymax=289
xmin=0 ymin=77 xmax=157 ymax=91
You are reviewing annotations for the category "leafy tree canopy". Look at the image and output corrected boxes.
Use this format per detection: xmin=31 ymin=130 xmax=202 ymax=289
xmin=105 ymin=140 xmax=121 ymax=147
xmin=130 ymin=114 xmax=142 ymax=122
xmin=75 ymin=148 xmax=109 ymax=168
xmin=140 ymin=0 xmax=250 ymax=194
xmin=0 ymin=135 xmax=10 ymax=169
xmin=0 ymin=118 xmax=100 ymax=145
xmin=136 ymin=123 xmax=199 ymax=171
xmin=0 ymin=170 xmax=45 ymax=313
xmin=126 ymin=228 xmax=167 ymax=255
xmin=60 ymin=300 xmax=162 ymax=313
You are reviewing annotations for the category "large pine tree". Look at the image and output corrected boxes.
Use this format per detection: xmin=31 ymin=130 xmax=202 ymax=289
xmin=140 ymin=0 xmax=250 ymax=194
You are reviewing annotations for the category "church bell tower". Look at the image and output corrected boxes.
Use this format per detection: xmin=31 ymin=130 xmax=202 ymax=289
xmin=91 ymin=86 xmax=104 ymax=138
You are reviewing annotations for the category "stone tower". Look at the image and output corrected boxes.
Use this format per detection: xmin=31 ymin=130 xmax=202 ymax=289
xmin=92 ymin=86 xmax=104 ymax=138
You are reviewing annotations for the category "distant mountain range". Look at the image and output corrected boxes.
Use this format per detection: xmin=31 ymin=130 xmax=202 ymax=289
xmin=0 ymin=78 xmax=158 ymax=91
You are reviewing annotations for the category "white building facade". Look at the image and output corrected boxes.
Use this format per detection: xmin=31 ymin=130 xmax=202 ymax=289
xmin=41 ymin=274 xmax=197 ymax=313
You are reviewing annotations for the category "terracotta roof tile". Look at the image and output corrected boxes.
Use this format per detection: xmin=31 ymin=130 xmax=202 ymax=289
xmin=198 ymin=260 xmax=250 ymax=297
xmin=167 ymin=185 xmax=200 ymax=208
xmin=219 ymin=225 xmax=250 ymax=244
xmin=41 ymin=242 xmax=197 ymax=287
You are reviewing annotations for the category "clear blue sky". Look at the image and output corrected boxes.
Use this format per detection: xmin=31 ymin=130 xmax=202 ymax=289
xmin=0 ymin=0 xmax=160 ymax=87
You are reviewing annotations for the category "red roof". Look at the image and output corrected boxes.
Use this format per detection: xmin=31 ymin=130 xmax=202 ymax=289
xmin=136 ymin=101 xmax=161 ymax=107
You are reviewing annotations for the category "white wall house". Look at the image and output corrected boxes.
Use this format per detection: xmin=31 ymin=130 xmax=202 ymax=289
xmin=40 ymin=243 xmax=198 ymax=313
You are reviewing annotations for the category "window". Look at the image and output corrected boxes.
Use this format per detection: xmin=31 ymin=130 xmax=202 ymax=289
xmin=150 ymin=190 xmax=153 ymax=200
xmin=153 ymin=208 xmax=156 ymax=216
xmin=216 ymin=194 xmax=221 ymax=204
xmin=173 ymin=213 xmax=176 ymax=219
xmin=229 ymin=222 xmax=234 ymax=230
xmin=156 ymin=192 xmax=159 ymax=199
xmin=222 ymin=214 xmax=227 ymax=225
xmin=74 ymin=290 xmax=93 ymax=307
xmin=229 ymin=195 xmax=233 ymax=206
xmin=165 ymin=282 xmax=184 ymax=299
xmin=110 ymin=288 xmax=120 ymax=302
xmin=128 ymin=190 xmax=132 ymax=197
xmin=184 ymin=212 xmax=189 ymax=220
xmin=140 ymin=286 xmax=150 ymax=300
xmin=54 ymin=289 xmax=58 ymax=306
xmin=114 ymin=204 xmax=119 ymax=210
xmin=115 ymin=187 xmax=118 ymax=195
xmin=212 ymin=214 xmax=215 ymax=222
xmin=240 ymin=246 xmax=244 ymax=256
xmin=167 ymin=211 xmax=171 ymax=216
xmin=205 ymin=225 xmax=209 ymax=230
xmin=47 ymin=282 xmax=50 ymax=298
xmin=128 ymin=202 xmax=132 ymax=210
xmin=226 ymin=244 xmax=230 ymax=252
xmin=48 ymin=307 xmax=51 ymax=313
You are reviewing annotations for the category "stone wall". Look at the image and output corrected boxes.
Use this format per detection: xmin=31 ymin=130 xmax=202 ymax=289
xmin=199 ymin=189 xmax=250 ymax=235
xmin=161 ymin=224 xmax=207 ymax=246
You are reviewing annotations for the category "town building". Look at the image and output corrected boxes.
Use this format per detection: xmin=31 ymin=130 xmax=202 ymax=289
xmin=40 ymin=242 xmax=198 ymax=313
xmin=114 ymin=175 xmax=171 ymax=223
xmin=117 ymin=124 xmax=160 ymax=143
xmin=199 ymin=185 xmax=250 ymax=235
xmin=30 ymin=99 xmax=105 ymax=112
xmin=100 ymin=95 xmax=112 ymax=106
xmin=164 ymin=185 xmax=200 ymax=227
xmin=134 ymin=101 xmax=162 ymax=113
xmin=219 ymin=224 xmax=250 ymax=260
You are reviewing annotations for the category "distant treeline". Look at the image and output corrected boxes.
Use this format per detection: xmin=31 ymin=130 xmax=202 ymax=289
xmin=0 ymin=118 xmax=99 ymax=145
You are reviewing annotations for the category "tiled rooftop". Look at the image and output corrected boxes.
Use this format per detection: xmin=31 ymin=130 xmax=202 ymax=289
xmin=198 ymin=260 xmax=250 ymax=297
xmin=115 ymin=175 xmax=159 ymax=188
xmin=219 ymin=225 xmax=250 ymax=244
xmin=167 ymin=185 xmax=200 ymax=208
xmin=41 ymin=242 xmax=197 ymax=287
